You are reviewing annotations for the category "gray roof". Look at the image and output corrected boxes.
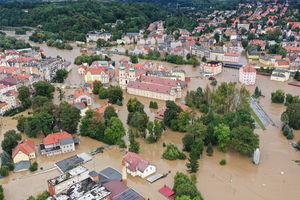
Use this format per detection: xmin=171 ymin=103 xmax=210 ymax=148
xmin=98 ymin=167 xmax=122 ymax=184
xmin=55 ymin=155 xmax=84 ymax=173
xmin=114 ymin=188 xmax=144 ymax=200
xmin=89 ymin=171 xmax=99 ymax=177
xmin=59 ymin=137 xmax=74 ymax=146
xmin=14 ymin=161 xmax=30 ymax=172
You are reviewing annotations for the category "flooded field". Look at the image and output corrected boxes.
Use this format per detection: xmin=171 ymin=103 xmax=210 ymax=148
xmin=1 ymin=31 xmax=300 ymax=200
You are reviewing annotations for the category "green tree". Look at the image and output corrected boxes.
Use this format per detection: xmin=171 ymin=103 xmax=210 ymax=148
xmin=271 ymin=90 xmax=285 ymax=103
xmin=282 ymin=103 xmax=300 ymax=130
xmin=130 ymin=55 xmax=138 ymax=63
xmin=173 ymin=172 xmax=202 ymax=199
xmin=0 ymin=166 xmax=9 ymax=177
xmin=31 ymin=96 xmax=50 ymax=111
xmin=187 ymin=121 xmax=207 ymax=140
xmin=57 ymin=87 xmax=65 ymax=101
xmin=103 ymin=105 xmax=117 ymax=122
xmin=57 ymin=102 xmax=80 ymax=133
xmin=162 ymin=144 xmax=186 ymax=160
xmin=25 ymin=111 xmax=53 ymax=137
xmin=16 ymin=115 xmax=27 ymax=132
xmin=128 ymin=129 xmax=140 ymax=153
xmin=1 ymin=130 xmax=21 ymax=155
xmin=242 ymin=40 xmax=248 ymax=49
xmin=18 ymin=86 xmax=31 ymax=108
xmin=214 ymin=32 xmax=220 ymax=43
xmin=93 ymin=81 xmax=103 ymax=95
xmin=0 ymin=185 xmax=4 ymax=200
xmin=230 ymin=126 xmax=259 ymax=156
xmin=128 ymin=111 xmax=149 ymax=133
xmin=104 ymin=117 xmax=125 ymax=145
xmin=98 ymin=87 xmax=108 ymax=99
xmin=107 ymin=86 xmax=123 ymax=104
xmin=146 ymin=119 xmax=164 ymax=143
xmin=52 ymin=69 xmax=68 ymax=83
xmin=33 ymin=81 xmax=55 ymax=99
xmin=127 ymin=98 xmax=144 ymax=113
xmin=294 ymin=71 xmax=300 ymax=81
xmin=96 ymin=39 xmax=110 ymax=47
xmin=206 ymin=142 xmax=213 ymax=156
xmin=214 ymin=123 xmax=230 ymax=152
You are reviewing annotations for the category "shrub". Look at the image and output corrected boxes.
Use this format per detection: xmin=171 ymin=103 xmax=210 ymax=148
xmin=286 ymin=130 xmax=294 ymax=140
xmin=0 ymin=166 xmax=9 ymax=177
xmin=29 ymin=162 xmax=38 ymax=172
xmin=162 ymin=144 xmax=186 ymax=160
xmin=206 ymin=142 xmax=214 ymax=156
xmin=295 ymin=140 xmax=300 ymax=150
xmin=219 ymin=159 xmax=226 ymax=165
xmin=149 ymin=101 xmax=158 ymax=109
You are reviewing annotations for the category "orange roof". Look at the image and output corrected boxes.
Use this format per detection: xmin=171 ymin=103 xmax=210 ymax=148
xmin=12 ymin=140 xmax=35 ymax=158
xmin=85 ymin=68 xmax=105 ymax=75
xmin=242 ymin=65 xmax=256 ymax=72
xmin=73 ymin=88 xmax=91 ymax=98
xmin=277 ymin=60 xmax=289 ymax=65
xmin=250 ymin=39 xmax=266 ymax=46
xmin=175 ymin=102 xmax=191 ymax=112
xmin=43 ymin=131 xmax=72 ymax=145
xmin=94 ymin=103 xmax=112 ymax=114
xmin=132 ymin=64 xmax=145 ymax=69
xmin=0 ymin=102 xmax=8 ymax=107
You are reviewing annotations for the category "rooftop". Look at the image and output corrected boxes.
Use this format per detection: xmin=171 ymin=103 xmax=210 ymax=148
xmin=48 ymin=166 xmax=88 ymax=186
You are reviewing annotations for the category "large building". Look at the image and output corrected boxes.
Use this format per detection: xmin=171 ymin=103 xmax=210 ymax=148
xmin=239 ymin=65 xmax=256 ymax=85
xmin=271 ymin=69 xmax=290 ymax=82
xmin=124 ymin=152 xmax=156 ymax=178
xmin=40 ymin=131 xmax=76 ymax=157
xmin=203 ymin=61 xmax=223 ymax=76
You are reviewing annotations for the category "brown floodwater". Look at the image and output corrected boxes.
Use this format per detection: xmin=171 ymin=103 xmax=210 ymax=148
xmin=0 ymin=31 xmax=300 ymax=200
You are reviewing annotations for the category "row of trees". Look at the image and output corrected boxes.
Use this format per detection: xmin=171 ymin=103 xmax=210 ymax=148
xmin=0 ymin=33 xmax=31 ymax=51
xmin=271 ymin=90 xmax=300 ymax=105
xmin=173 ymin=173 xmax=203 ymax=200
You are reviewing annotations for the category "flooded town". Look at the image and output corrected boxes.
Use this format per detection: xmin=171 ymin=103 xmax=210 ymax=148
xmin=0 ymin=0 xmax=300 ymax=200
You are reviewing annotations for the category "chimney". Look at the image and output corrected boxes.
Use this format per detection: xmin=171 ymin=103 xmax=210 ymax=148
xmin=121 ymin=159 xmax=127 ymax=185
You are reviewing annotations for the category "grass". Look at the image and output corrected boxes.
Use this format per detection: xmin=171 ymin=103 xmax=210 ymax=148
xmin=249 ymin=107 xmax=266 ymax=130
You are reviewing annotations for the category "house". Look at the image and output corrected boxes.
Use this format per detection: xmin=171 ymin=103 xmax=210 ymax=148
xmin=223 ymin=52 xmax=240 ymax=63
xmin=239 ymin=65 xmax=256 ymax=85
xmin=0 ymin=102 xmax=9 ymax=116
xmin=95 ymin=104 xmax=113 ymax=116
xmin=274 ymin=60 xmax=290 ymax=69
xmin=122 ymin=33 xmax=140 ymax=44
xmin=250 ymin=39 xmax=266 ymax=50
xmin=210 ymin=49 xmax=224 ymax=61
xmin=171 ymin=69 xmax=186 ymax=81
xmin=84 ymin=67 xmax=110 ymax=84
xmin=73 ymin=88 xmax=92 ymax=106
xmin=247 ymin=47 xmax=260 ymax=60
xmin=271 ymin=69 xmax=290 ymax=82
xmin=203 ymin=61 xmax=223 ymax=76
xmin=40 ymin=131 xmax=76 ymax=157
xmin=12 ymin=140 xmax=36 ymax=164
xmin=86 ymin=31 xmax=112 ymax=42
xmin=123 ymin=152 xmax=156 ymax=178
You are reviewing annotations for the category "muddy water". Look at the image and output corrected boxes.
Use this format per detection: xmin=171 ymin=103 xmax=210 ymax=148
xmin=1 ymin=32 xmax=300 ymax=200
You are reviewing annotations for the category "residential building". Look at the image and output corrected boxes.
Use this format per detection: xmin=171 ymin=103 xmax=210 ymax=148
xmin=203 ymin=61 xmax=223 ymax=76
xmin=223 ymin=52 xmax=240 ymax=63
xmin=73 ymin=88 xmax=92 ymax=106
xmin=171 ymin=69 xmax=186 ymax=81
xmin=48 ymin=166 xmax=90 ymax=195
xmin=239 ymin=65 xmax=256 ymax=85
xmin=0 ymin=102 xmax=9 ymax=116
xmin=123 ymin=152 xmax=156 ymax=178
xmin=86 ymin=31 xmax=112 ymax=42
xmin=271 ymin=69 xmax=290 ymax=82
xmin=12 ymin=140 xmax=36 ymax=164
xmin=84 ymin=68 xmax=110 ymax=84
xmin=122 ymin=33 xmax=140 ymax=44
xmin=210 ymin=49 xmax=224 ymax=61
xmin=40 ymin=131 xmax=76 ymax=157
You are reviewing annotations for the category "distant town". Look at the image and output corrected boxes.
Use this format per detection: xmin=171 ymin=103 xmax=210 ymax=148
xmin=0 ymin=0 xmax=300 ymax=200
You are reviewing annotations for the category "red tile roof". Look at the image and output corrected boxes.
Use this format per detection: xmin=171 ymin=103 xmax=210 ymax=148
xmin=140 ymin=75 xmax=178 ymax=87
xmin=73 ymin=88 xmax=91 ymax=98
xmin=85 ymin=67 xmax=106 ymax=75
xmin=0 ymin=102 xmax=8 ymax=107
xmin=43 ymin=131 xmax=72 ymax=145
xmin=159 ymin=185 xmax=175 ymax=198
xmin=124 ymin=152 xmax=151 ymax=173
xmin=94 ymin=103 xmax=112 ymax=114
xmin=128 ymin=81 xmax=173 ymax=95
xmin=288 ymin=22 xmax=300 ymax=29
xmin=277 ymin=60 xmax=289 ymax=65
xmin=12 ymin=140 xmax=35 ymax=158
xmin=242 ymin=65 xmax=256 ymax=72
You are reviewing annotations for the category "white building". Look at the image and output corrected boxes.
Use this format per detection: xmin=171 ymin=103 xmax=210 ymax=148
xmin=270 ymin=69 xmax=290 ymax=82
xmin=223 ymin=52 xmax=240 ymax=63
xmin=239 ymin=65 xmax=256 ymax=85
xmin=124 ymin=152 xmax=156 ymax=178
